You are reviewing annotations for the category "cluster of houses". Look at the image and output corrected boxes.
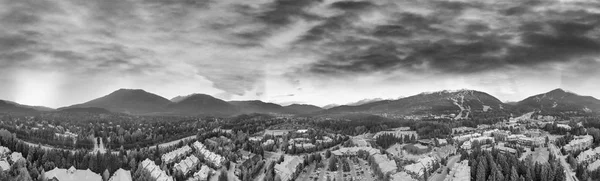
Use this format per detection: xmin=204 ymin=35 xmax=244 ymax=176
xmin=174 ymin=155 xmax=199 ymax=175
xmin=331 ymin=147 xmax=379 ymax=157
xmin=162 ymin=145 xmax=192 ymax=164
xmin=142 ymin=158 xmax=174 ymax=181
xmin=373 ymin=127 xmax=418 ymax=140
xmin=564 ymin=135 xmax=593 ymax=152
xmin=404 ymin=156 xmax=436 ymax=176
xmin=188 ymin=165 xmax=211 ymax=181
xmin=192 ymin=141 xmax=226 ymax=168
xmin=45 ymin=166 xmax=102 ymax=181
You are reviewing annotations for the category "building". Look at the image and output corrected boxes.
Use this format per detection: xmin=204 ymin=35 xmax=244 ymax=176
xmin=174 ymin=155 xmax=199 ymax=175
xmin=564 ymin=135 xmax=593 ymax=152
xmin=192 ymin=141 xmax=226 ymax=168
xmin=391 ymin=171 xmax=417 ymax=181
xmin=0 ymin=146 xmax=9 ymax=157
xmin=141 ymin=159 xmax=174 ymax=181
xmin=274 ymin=155 xmax=304 ymax=181
xmin=444 ymin=160 xmax=470 ymax=181
xmin=108 ymin=169 xmax=132 ymax=181
xmin=331 ymin=147 xmax=379 ymax=157
xmin=556 ymin=124 xmax=572 ymax=130
xmin=461 ymin=137 xmax=494 ymax=150
xmin=453 ymin=133 xmax=481 ymax=142
xmin=404 ymin=156 xmax=435 ymax=177
xmin=237 ymin=152 xmax=262 ymax=178
xmin=45 ymin=166 xmax=102 ymax=181
xmin=11 ymin=152 xmax=23 ymax=163
xmin=517 ymin=137 xmax=545 ymax=147
xmin=189 ymin=165 xmax=211 ymax=181
xmin=373 ymin=154 xmax=397 ymax=175
xmin=374 ymin=128 xmax=418 ymax=140
xmin=576 ymin=147 xmax=600 ymax=164
xmin=0 ymin=159 xmax=9 ymax=171
xmin=452 ymin=127 xmax=476 ymax=134
xmin=162 ymin=145 xmax=192 ymax=164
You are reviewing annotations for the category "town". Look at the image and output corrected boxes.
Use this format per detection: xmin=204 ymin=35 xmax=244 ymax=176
xmin=1 ymin=108 xmax=600 ymax=181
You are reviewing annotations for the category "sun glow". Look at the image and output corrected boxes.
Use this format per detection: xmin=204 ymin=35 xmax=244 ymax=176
xmin=13 ymin=70 xmax=63 ymax=108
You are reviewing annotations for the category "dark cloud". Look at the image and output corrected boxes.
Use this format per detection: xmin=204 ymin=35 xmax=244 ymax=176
xmin=329 ymin=1 xmax=375 ymax=11
xmin=258 ymin=0 xmax=321 ymax=26
xmin=294 ymin=0 xmax=600 ymax=77
xmin=0 ymin=35 xmax=37 ymax=52
xmin=373 ymin=25 xmax=412 ymax=37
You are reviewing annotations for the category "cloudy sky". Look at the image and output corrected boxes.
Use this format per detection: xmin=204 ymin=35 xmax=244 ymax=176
xmin=1 ymin=0 xmax=600 ymax=108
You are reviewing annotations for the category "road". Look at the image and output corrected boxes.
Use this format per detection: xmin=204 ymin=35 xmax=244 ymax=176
xmin=429 ymin=155 xmax=460 ymax=181
xmin=549 ymin=144 xmax=578 ymax=181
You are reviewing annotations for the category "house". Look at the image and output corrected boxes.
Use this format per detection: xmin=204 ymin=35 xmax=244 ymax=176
xmin=564 ymin=135 xmax=593 ymax=152
xmin=45 ymin=166 xmax=102 ymax=181
xmin=237 ymin=153 xmax=263 ymax=178
xmin=391 ymin=171 xmax=417 ymax=181
xmin=576 ymin=147 xmax=600 ymax=164
xmin=108 ymin=169 xmax=132 ymax=181
xmin=11 ymin=152 xmax=23 ymax=163
xmin=404 ymin=156 xmax=435 ymax=177
xmin=141 ymin=159 xmax=173 ymax=181
xmin=517 ymin=137 xmax=545 ymax=147
xmin=373 ymin=154 xmax=397 ymax=175
xmin=331 ymin=147 xmax=379 ymax=157
xmin=444 ymin=160 xmax=470 ymax=181
xmin=174 ymin=155 xmax=199 ymax=175
xmin=0 ymin=146 xmax=9 ymax=157
xmin=274 ymin=155 xmax=304 ymax=181
xmin=190 ymin=165 xmax=211 ymax=181
xmin=161 ymin=145 xmax=192 ymax=164
xmin=192 ymin=141 xmax=226 ymax=168
xmin=0 ymin=159 xmax=9 ymax=171
xmin=453 ymin=133 xmax=481 ymax=142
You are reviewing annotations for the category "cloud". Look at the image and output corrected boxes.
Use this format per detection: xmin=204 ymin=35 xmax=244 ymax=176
xmin=288 ymin=0 xmax=600 ymax=77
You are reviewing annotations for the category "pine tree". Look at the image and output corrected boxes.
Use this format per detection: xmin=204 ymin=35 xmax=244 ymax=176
xmin=477 ymin=159 xmax=487 ymax=181
xmin=510 ymin=166 xmax=519 ymax=181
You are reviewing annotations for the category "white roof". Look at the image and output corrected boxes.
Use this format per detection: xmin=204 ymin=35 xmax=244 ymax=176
xmin=404 ymin=156 xmax=435 ymax=176
xmin=0 ymin=146 xmax=9 ymax=155
xmin=10 ymin=152 xmax=23 ymax=163
xmin=373 ymin=154 xmax=397 ymax=174
xmin=0 ymin=160 xmax=9 ymax=171
xmin=108 ymin=169 xmax=132 ymax=181
xmin=45 ymin=167 xmax=102 ymax=181
xmin=391 ymin=171 xmax=417 ymax=181
xmin=588 ymin=160 xmax=600 ymax=171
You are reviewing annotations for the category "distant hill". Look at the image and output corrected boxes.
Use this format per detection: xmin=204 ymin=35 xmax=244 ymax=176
xmin=3 ymin=100 xmax=54 ymax=112
xmin=0 ymin=100 xmax=40 ymax=115
xmin=229 ymin=100 xmax=293 ymax=115
xmin=167 ymin=94 xmax=239 ymax=116
xmin=517 ymin=88 xmax=600 ymax=115
xmin=63 ymin=89 xmax=171 ymax=115
xmin=284 ymin=104 xmax=323 ymax=114
xmin=324 ymin=90 xmax=507 ymax=118
xmin=58 ymin=107 xmax=112 ymax=114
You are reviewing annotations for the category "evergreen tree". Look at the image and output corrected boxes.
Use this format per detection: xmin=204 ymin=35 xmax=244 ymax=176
xmin=477 ymin=159 xmax=487 ymax=181
xmin=510 ymin=166 xmax=519 ymax=181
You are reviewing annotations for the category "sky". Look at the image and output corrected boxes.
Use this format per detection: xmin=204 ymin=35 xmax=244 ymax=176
xmin=1 ymin=0 xmax=600 ymax=108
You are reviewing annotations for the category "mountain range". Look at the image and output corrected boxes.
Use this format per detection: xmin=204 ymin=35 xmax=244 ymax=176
xmin=1 ymin=88 xmax=599 ymax=118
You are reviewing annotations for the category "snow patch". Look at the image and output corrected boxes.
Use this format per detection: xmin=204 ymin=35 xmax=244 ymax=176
xmin=482 ymin=105 xmax=491 ymax=112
